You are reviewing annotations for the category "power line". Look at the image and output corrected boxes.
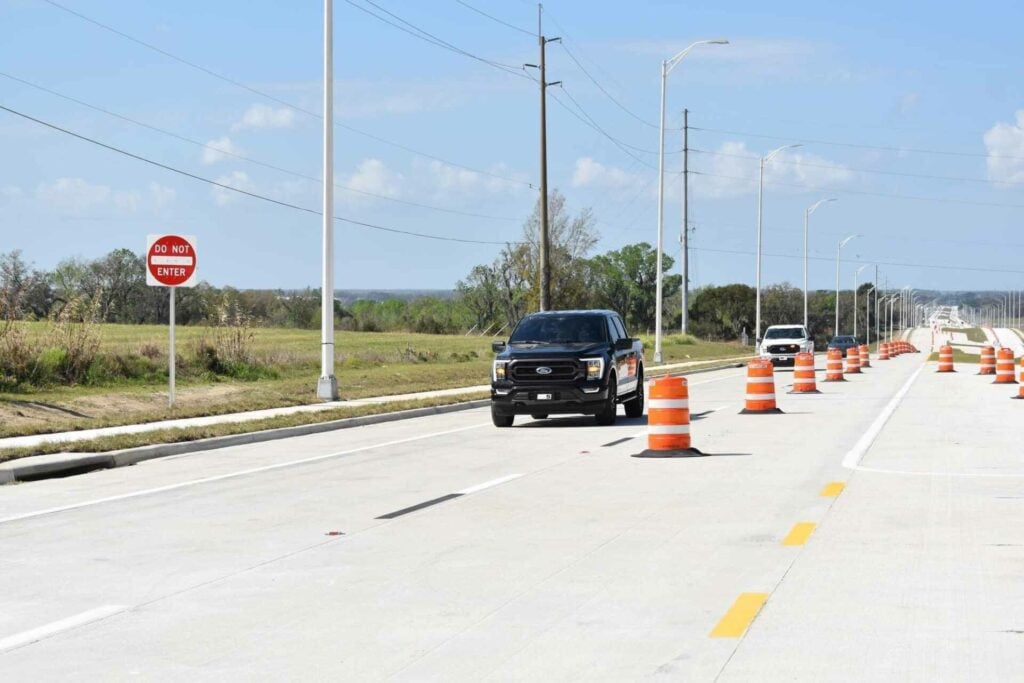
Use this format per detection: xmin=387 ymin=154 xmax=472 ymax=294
xmin=39 ymin=0 xmax=536 ymax=189
xmin=452 ymin=0 xmax=533 ymax=36
xmin=689 ymin=170 xmax=1024 ymax=211
xmin=0 ymin=103 xmax=520 ymax=246
xmin=0 ymin=71 xmax=521 ymax=222
xmin=557 ymin=42 xmax=659 ymax=130
xmin=549 ymin=87 xmax=659 ymax=171
xmin=690 ymin=147 xmax=1024 ymax=188
xmin=691 ymin=124 xmax=1024 ymax=162
xmin=347 ymin=0 xmax=528 ymax=77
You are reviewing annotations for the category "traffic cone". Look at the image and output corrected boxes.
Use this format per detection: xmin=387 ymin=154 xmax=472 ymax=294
xmin=789 ymin=352 xmax=820 ymax=394
xmin=979 ymin=346 xmax=996 ymax=375
xmin=635 ymin=376 xmax=701 ymax=457
xmin=995 ymin=348 xmax=1017 ymax=384
xmin=878 ymin=342 xmax=890 ymax=361
xmin=824 ymin=348 xmax=845 ymax=382
xmin=741 ymin=359 xmax=781 ymax=413
xmin=859 ymin=344 xmax=871 ymax=368
xmin=937 ymin=345 xmax=954 ymax=372
xmin=846 ymin=347 xmax=862 ymax=374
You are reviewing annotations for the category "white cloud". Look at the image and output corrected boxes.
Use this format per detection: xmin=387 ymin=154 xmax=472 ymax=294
xmin=571 ymin=157 xmax=644 ymax=193
xmin=1 ymin=185 xmax=23 ymax=201
xmin=895 ymin=92 xmax=920 ymax=117
xmin=691 ymin=141 xmax=853 ymax=199
xmin=201 ymin=136 xmax=243 ymax=165
xmin=231 ymin=104 xmax=296 ymax=132
xmin=341 ymin=159 xmax=402 ymax=201
xmin=34 ymin=178 xmax=176 ymax=215
xmin=984 ymin=111 xmax=1024 ymax=184
xmin=420 ymin=159 xmax=531 ymax=197
xmin=212 ymin=171 xmax=253 ymax=207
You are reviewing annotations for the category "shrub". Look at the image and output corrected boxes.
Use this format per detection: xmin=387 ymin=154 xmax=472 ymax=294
xmin=0 ymin=321 xmax=41 ymax=387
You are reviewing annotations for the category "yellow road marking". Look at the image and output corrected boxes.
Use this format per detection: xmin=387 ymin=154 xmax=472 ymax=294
xmin=820 ymin=481 xmax=845 ymax=497
xmin=782 ymin=521 xmax=817 ymax=546
xmin=709 ymin=593 xmax=769 ymax=638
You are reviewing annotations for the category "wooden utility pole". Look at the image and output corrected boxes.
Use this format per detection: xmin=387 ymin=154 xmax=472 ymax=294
xmin=536 ymin=5 xmax=559 ymax=311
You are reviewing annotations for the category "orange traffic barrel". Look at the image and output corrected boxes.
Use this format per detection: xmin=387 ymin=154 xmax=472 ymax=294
xmin=789 ymin=352 xmax=820 ymax=394
xmin=937 ymin=345 xmax=954 ymax=372
xmin=824 ymin=348 xmax=845 ymax=382
xmin=995 ymin=347 xmax=1017 ymax=384
xmin=979 ymin=346 xmax=996 ymax=375
xmin=846 ymin=346 xmax=862 ymax=374
xmin=635 ymin=376 xmax=701 ymax=457
xmin=859 ymin=344 xmax=871 ymax=368
xmin=646 ymin=376 xmax=691 ymax=451
xmin=878 ymin=342 xmax=890 ymax=361
xmin=1015 ymin=359 xmax=1024 ymax=399
xmin=741 ymin=359 xmax=781 ymax=413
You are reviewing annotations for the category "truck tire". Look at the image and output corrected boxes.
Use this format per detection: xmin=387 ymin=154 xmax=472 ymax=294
xmin=530 ymin=413 xmax=548 ymax=420
xmin=595 ymin=373 xmax=617 ymax=426
xmin=491 ymin=405 xmax=514 ymax=428
xmin=624 ymin=368 xmax=644 ymax=418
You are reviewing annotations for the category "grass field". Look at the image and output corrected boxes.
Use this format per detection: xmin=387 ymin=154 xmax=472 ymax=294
xmin=0 ymin=324 xmax=748 ymax=438
xmin=942 ymin=326 xmax=988 ymax=343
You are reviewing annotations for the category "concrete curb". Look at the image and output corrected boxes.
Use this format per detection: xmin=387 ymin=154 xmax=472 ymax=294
xmin=0 ymin=359 xmax=747 ymax=484
xmin=0 ymin=399 xmax=490 ymax=484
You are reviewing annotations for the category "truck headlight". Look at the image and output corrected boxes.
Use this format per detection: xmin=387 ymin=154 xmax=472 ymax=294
xmin=582 ymin=358 xmax=604 ymax=380
xmin=493 ymin=360 xmax=508 ymax=381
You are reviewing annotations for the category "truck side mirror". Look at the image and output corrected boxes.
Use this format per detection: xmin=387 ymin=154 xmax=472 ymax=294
xmin=491 ymin=340 xmax=507 ymax=353
xmin=614 ymin=338 xmax=633 ymax=351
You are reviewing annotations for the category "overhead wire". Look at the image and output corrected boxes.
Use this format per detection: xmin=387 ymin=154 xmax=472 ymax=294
xmin=0 ymin=103 xmax=521 ymax=246
xmin=39 ymin=0 xmax=536 ymax=190
xmin=452 ymin=0 xmax=534 ymax=36
xmin=0 ymin=71 xmax=521 ymax=222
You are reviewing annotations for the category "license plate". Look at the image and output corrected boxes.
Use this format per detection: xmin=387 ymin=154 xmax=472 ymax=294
xmin=536 ymin=393 xmax=552 ymax=400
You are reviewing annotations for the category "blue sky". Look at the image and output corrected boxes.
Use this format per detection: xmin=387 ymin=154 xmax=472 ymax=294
xmin=2 ymin=0 xmax=1024 ymax=293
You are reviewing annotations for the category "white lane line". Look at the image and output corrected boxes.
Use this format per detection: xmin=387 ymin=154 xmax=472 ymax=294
xmin=456 ymin=473 xmax=523 ymax=495
xmin=0 ymin=423 xmax=489 ymax=526
xmin=0 ymin=605 xmax=126 ymax=653
xmin=842 ymin=365 xmax=925 ymax=469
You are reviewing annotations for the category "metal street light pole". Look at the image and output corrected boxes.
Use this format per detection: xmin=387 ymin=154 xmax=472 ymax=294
xmin=853 ymin=265 xmax=868 ymax=339
xmin=865 ymin=285 xmax=875 ymax=346
xmin=654 ymin=38 xmax=728 ymax=362
xmin=755 ymin=142 xmax=802 ymax=345
xmin=834 ymin=234 xmax=860 ymax=335
xmin=316 ymin=0 xmax=339 ymax=400
xmin=803 ymin=198 xmax=836 ymax=330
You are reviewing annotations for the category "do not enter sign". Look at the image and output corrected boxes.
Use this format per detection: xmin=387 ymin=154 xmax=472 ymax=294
xmin=147 ymin=234 xmax=197 ymax=287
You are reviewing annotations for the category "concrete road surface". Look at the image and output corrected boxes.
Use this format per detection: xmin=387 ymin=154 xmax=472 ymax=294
xmin=1 ymin=328 xmax=1022 ymax=681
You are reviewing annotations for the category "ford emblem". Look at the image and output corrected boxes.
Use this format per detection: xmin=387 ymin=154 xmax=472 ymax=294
xmin=535 ymin=366 xmax=553 ymax=375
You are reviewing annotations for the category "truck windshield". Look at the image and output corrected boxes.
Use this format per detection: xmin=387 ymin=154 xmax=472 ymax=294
xmin=509 ymin=315 xmax=608 ymax=344
xmin=764 ymin=327 xmax=806 ymax=340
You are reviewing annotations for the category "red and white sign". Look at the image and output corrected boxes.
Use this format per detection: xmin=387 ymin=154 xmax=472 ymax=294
xmin=146 ymin=234 xmax=197 ymax=287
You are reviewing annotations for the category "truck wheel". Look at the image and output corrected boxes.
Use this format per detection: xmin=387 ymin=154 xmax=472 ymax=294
xmin=530 ymin=413 xmax=548 ymax=420
xmin=595 ymin=373 xmax=617 ymax=426
xmin=624 ymin=368 xmax=644 ymax=418
xmin=491 ymin=406 xmax=514 ymax=428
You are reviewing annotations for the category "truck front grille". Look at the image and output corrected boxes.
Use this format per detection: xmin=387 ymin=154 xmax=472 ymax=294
xmin=767 ymin=344 xmax=800 ymax=354
xmin=510 ymin=359 xmax=580 ymax=382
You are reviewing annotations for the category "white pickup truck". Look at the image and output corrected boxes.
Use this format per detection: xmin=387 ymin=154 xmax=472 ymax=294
xmin=759 ymin=325 xmax=814 ymax=366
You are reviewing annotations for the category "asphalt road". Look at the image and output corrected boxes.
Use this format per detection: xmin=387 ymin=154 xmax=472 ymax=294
xmin=1 ymin=328 xmax=1022 ymax=681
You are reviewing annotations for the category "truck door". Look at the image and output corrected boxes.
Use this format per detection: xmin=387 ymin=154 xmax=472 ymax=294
xmin=608 ymin=315 xmax=637 ymax=395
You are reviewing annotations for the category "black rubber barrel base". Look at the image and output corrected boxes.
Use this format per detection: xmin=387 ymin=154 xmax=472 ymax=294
xmin=632 ymin=448 xmax=704 ymax=459
xmin=739 ymin=408 xmax=784 ymax=414
xmin=787 ymin=389 xmax=822 ymax=394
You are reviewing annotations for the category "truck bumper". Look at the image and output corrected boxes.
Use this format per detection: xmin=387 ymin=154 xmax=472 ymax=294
xmin=490 ymin=384 xmax=609 ymax=415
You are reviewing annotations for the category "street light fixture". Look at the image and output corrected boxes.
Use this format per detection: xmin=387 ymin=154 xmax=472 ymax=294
xmin=755 ymin=143 xmax=802 ymax=345
xmin=654 ymin=38 xmax=729 ymax=363
xmin=834 ymin=234 xmax=860 ymax=335
xmin=803 ymin=198 xmax=837 ymax=330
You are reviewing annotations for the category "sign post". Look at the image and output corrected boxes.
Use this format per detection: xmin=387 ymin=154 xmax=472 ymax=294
xmin=147 ymin=234 xmax=198 ymax=408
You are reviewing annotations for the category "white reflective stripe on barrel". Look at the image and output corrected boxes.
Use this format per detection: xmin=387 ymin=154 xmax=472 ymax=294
xmin=648 ymin=398 xmax=689 ymax=409
xmin=746 ymin=377 xmax=774 ymax=384
xmin=647 ymin=424 xmax=690 ymax=435
xmin=997 ymin=369 xmax=1014 ymax=375
xmin=793 ymin=378 xmax=815 ymax=385
xmin=745 ymin=393 xmax=775 ymax=401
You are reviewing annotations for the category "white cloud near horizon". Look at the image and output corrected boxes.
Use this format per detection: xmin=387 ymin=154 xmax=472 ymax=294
xmin=35 ymin=178 xmax=176 ymax=215
xmin=201 ymin=136 xmax=243 ymax=165
xmin=984 ymin=110 xmax=1024 ymax=184
xmin=691 ymin=141 xmax=853 ymax=199
xmin=340 ymin=159 xmax=403 ymax=202
xmin=231 ymin=104 xmax=296 ymax=132
xmin=571 ymin=157 xmax=646 ymax=194
xmin=211 ymin=171 xmax=253 ymax=206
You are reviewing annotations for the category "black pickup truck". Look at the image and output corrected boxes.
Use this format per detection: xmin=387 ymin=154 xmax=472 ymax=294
xmin=490 ymin=310 xmax=645 ymax=427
